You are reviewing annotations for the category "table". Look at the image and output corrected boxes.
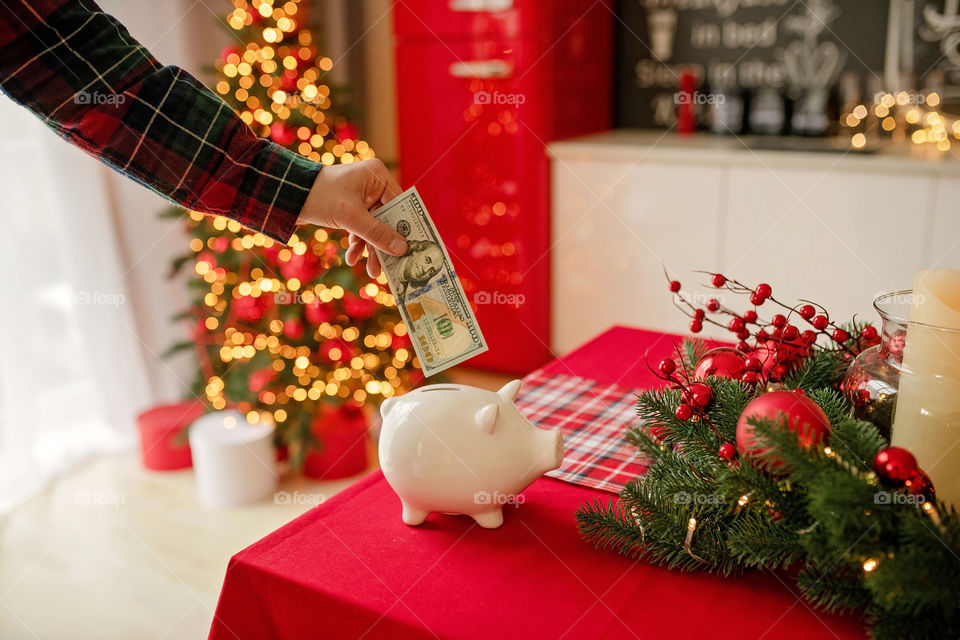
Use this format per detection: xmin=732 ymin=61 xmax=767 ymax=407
xmin=209 ymin=327 xmax=866 ymax=640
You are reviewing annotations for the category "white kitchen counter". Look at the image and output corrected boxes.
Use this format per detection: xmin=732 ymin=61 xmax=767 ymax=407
xmin=547 ymin=129 xmax=960 ymax=355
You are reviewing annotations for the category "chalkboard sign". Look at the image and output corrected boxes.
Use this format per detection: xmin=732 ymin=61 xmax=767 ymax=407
xmin=615 ymin=0 xmax=890 ymax=128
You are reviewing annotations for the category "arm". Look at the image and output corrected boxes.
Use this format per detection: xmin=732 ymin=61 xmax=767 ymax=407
xmin=0 ymin=0 xmax=317 ymax=242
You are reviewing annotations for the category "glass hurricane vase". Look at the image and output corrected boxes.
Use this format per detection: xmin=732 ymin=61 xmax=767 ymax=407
xmin=843 ymin=291 xmax=911 ymax=440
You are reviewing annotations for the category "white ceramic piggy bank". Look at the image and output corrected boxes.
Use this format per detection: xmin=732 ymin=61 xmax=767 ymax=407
xmin=378 ymin=380 xmax=564 ymax=529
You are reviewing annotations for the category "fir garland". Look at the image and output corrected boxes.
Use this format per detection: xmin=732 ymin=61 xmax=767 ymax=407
xmin=577 ymin=272 xmax=960 ymax=638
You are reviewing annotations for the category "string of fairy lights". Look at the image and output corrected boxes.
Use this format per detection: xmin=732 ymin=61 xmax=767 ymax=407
xmin=185 ymin=0 xmax=419 ymax=432
xmin=841 ymin=90 xmax=960 ymax=152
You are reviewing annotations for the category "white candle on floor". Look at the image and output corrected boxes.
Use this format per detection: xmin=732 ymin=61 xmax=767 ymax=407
xmin=188 ymin=410 xmax=277 ymax=507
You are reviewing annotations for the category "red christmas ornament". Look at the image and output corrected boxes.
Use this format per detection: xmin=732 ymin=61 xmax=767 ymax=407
xmin=279 ymin=250 xmax=322 ymax=283
xmin=782 ymin=325 xmax=799 ymax=341
xmin=248 ymin=368 xmax=274 ymax=393
xmin=750 ymin=293 xmax=765 ymax=306
xmin=801 ymin=329 xmax=818 ymax=345
xmin=684 ymin=382 xmax=713 ymax=409
xmin=220 ymin=44 xmax=242 ymax=62
xmin=669 ymin=280 xmax=682 ymax=293
xmin=718 ymin=443 xmax=736 ymax=459
xmin=232 ymin=294 xmax=272 ymax=322
xmin=735 ymin=390 xmax=831 ymax=464
xmin=711 ymin=273 xmax=727 ymax=287
xmin=335 ymin=123 xmax=359 ymax=142
xmin=728 ymin=317 xmax=745 ymax=332
xmin=811 ymin=315 xmax=829 ymax=330
xmin=743 ymin=310 xmax=758 ymax=324
xmin=283 ymin=318 xmax=305 ymax=340
xmin=860 ymin=325 xmax=878 ymax=341
xmin=873 ymin=447 xmax=919 ymax=485
xmin=689 ymin=319 xmax=703 ymax=333
xmin=771 ymin=314 xmax=787 ymax=328
xmin=270 ymin=122 xmax=298 ymax=146
xmin=305 ymin=298 xmax=335 ymax=325
xmin=799 ymin=304 xmax=816 ymax=320
xmin=740 ymin=371 xmax=759 ymax=385
xmin=707 ymin=298 xmax=720 ymax=312
xmin=344 ymin=294 xmax=378 ymax=320
xmin=754 ymin=283 xmax=772 ymax=299
xmin=675 ymin=403 xmax=693 ymax=421
xmin=904 ymin=470 xmax=936 ymax=503
xmin=694 ymin=308 xmax=706 ymax=320
xmin=693 ymin=347 xmax=747 ymax=381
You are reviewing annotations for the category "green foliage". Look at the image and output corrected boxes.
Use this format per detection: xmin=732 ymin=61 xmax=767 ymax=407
xmin=577 ymin=339 xmax=960 ymax=638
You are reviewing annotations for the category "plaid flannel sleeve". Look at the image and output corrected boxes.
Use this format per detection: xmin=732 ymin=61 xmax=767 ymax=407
xmin=0 ymin=0 xmax=320 ymax=242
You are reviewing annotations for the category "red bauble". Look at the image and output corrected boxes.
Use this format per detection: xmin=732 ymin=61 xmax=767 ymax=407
xmin=735 ymin=390 xmax=831 ymax=464
xmin=335 ymin=123 xmax=359 ymax=142
xmin=754 ymin=283 xmax=772 ymax=298
xmin=279 ymin=250 xmax=322 ymax=283
xmin=689 ymin=319 xmax=703 ymax=333
xmin=798 ymin=304 xmax=816 ymax=320
xmin=220 ymin=45 xmax=242 ymax=62
xmin=728 ymin=317 xmax=745 ymax=332
xmin=711 ymin=273 xmax=727 ymax=287
xmin=270 ymin=123 xmax=298 ymax=146
xmin=811 ymin=315 xmax=829 ymax=330
xmin=280 ymin=71 xmax=299 ymax=93
xmin=675 ymin=403 xmax=693 ymax=421
xmin=283 ymin=318 xmax=305 ymax=340
xmin=232 ymin=294 xmax=272 ymax=322
xmin=344 ymin=294 xmax=378 ymax=320
xmin=718 ymin=443 xmax=736 ymax=459
xmin=684 ymin=382 xmax=713 ymax=409
xmin=669 ymin=280 xmax=681 ymax=293
xmin=248 ymin=368 xmax=274 ymax=393
xmin=707 ymin=298 xmax=720 ymax=312
xmin=305 ymin=299 xmax=335 ymax=325
xmin=904 ymin=470 xmax=936 ymax=503
xmin=694 ymin=347 xmax=747 ymax=381
xmin=873 ymin=447 xmax=919 ymax=485
xmin=743 ymin=310 xmax=758 ymax=324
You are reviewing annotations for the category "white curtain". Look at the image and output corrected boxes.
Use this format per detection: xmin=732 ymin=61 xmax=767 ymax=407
xmin=0 ymin=100 xmax=152 ymax=514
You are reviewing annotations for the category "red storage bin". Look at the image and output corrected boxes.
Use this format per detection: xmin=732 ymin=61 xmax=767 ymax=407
xmin=394 ymin=1 xmax=613 ymax=373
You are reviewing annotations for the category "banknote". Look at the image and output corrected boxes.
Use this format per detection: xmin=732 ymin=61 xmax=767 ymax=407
xmin=372 ymin=187 xmax=488 ymax=376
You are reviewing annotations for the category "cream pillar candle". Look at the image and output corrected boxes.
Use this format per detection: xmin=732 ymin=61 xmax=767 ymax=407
xmin=188 ymin=410 xmax=277 ymax=507
xmin=891 ymin=269 xmax=960 ymax=507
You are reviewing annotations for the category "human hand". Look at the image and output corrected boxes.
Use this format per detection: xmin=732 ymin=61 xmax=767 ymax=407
xmin=297 ymin=158 xmax=407 ymax=277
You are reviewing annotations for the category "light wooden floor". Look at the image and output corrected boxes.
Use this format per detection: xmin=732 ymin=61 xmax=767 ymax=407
xmin=0 ymin=367 xmax=511 ymax=639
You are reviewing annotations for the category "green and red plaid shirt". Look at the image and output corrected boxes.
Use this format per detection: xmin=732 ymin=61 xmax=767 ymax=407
xmin=0 ymin=0 xmax=320 ymax=242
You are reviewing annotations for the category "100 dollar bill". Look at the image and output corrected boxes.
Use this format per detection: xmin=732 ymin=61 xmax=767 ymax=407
xmin=372 ymin=187 xmax=488 ymax=376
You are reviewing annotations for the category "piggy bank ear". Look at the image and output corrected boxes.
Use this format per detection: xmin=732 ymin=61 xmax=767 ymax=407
xmin=497 ymin=379 xmax=522 ymax=404
xmin=380 ymin=397 xmax=398 ymax=419
xmin=475 ymin=403 xmax=499 ymax=435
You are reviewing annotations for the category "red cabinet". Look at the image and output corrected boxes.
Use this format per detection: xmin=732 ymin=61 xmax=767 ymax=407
xmin=393 ymin=1 xmax=613 ymax=373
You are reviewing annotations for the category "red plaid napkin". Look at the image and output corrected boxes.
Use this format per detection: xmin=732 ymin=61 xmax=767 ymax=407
xmin=515 ymin=370 xmax=646 ymax=494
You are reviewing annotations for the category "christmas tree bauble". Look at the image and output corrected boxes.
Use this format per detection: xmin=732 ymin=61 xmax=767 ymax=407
xmin=873 ymin=447 xmax=918 ymax=485
xmin=905 ymin=469 xmax=936 ymax=503
xmin=736 ymin=390 xmax=831 ymax=463
xmin=694 ymin=347 xmax=747 ymax=381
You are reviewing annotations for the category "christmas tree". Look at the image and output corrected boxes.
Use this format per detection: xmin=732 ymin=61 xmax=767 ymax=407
xmin=167 ymin=0 xmax=421 ymax=467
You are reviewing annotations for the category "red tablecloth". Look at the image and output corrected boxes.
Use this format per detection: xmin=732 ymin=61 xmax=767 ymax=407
xmin=209 ymin=327 xmax=866 ymax=640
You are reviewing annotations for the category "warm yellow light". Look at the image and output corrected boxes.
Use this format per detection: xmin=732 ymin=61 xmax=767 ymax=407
xmin=851 ymin=133 xmax=866 ymax=149
xmin=881 ymin=116 xmax=896 ymax=131
xmin=852 ymin=104 xmax=868 ymax=119
xmin=295 ymin=355 xmax=310 ymax=369
xmin=927 ymin=92 xmax=941 ymax=107
xmin=863 ymin=559 xmax=878 ymax=573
